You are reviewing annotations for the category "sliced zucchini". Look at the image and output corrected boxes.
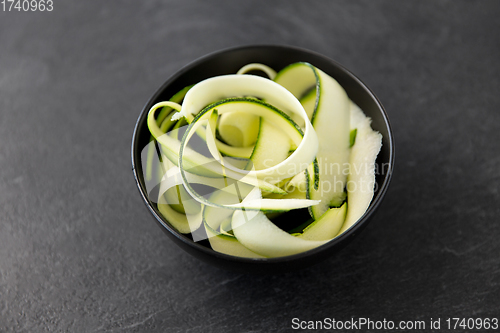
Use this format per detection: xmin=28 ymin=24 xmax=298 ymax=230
xmin=182 ymin=97 xmax=311 ymax=180
xmin=142 ymin=110 xmax=178 ymax=196
xmin=218 ymin=111 xmax=260 ymax=147
xmin=172 ymin=75 xmax=317 ymax=159
xmin=276 ymin=62 xmax=351 ymax=219
xmin=144 ymin=85 xmax=193 ymax=183
xmin=202 ymin=188 xmax=264 ymax=258
xmin=178 ymin=95 xmax=320 ymax=207
xmin=149 ymin=104 xmax=287 ymax=194
xmin=156 ymin=162 xmax=318 ymax=214
xmin=143 ymin=64 xmax=383 ymax=259
xmin=219 ymin=217 xmax=234 ymax=236
xmin=274 ymin=62 xmax=317 ymax=102
xmin=299 ymin=88 xmax=316 ymax=122
xmin=158 ymin=195 xmax=202 ymax=234
xmin=297 ymin=203 xmax=346 ymax=241
xmin=338 ymin=102 xmax=382 ymax=234
xmin=248 ymin=118 xmax=291 ymax=170
xmin=205 ymin=226 xmax=265 ymax=258
xmin=231 ymin=188 xmax=328 ymax=257
xmin=193 ymin=118 xmax=256 ymax=159
xmin=155 ymin=85 xmax=193 ymax=126
xmin=236 ymin=63 xmax=277 ymax=79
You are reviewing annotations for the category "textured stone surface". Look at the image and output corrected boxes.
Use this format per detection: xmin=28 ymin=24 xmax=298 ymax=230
xmin=1 ymin=1 xmax=499 ymax=332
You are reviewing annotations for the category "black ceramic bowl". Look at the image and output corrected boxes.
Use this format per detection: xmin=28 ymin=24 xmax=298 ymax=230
xmin=131 ymin=45 xmax=394 ymax=274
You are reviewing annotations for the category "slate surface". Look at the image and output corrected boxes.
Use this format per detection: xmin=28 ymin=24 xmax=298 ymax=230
xmin=1 ymin=1 xmax=499 ymax=332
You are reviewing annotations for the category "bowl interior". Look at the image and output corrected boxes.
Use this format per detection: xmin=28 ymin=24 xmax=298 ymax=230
xmin=131 ymin=45 xmax=394 ymax=273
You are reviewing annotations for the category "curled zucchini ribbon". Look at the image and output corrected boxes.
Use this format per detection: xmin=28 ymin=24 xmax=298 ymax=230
xmin=141 ymin=63 xmax=382 ymax=258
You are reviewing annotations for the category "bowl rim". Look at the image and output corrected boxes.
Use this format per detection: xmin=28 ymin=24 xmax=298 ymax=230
xmin=131 ymin=44 xmax=395 ymax=264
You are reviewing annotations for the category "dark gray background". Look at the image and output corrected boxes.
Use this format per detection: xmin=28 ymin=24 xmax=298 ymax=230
xmin=1 ymin=1 xmax=499 ymax=332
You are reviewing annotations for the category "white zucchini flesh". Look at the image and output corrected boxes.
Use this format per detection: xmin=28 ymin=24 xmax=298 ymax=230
xmin=218 ymin=111 xmax=260 ymax=148
xmin=157 ymin=157 xmax=203 ymax=234
xmin=205 ymin=226 xmax=265 ymax=258
xmin=275 ymin=62 xmax=351 ymax=219
xmin=158 ymin=196 xmax=202 ymax=234
xmin=200 ymin=100 xmax=303 ymax=177
xmin=172 ymin=74 xmax=313 ymax=125
xmin=236 ymin=63 xmax=277 ymax=79
xmin=203 ymin=109 xmax=305 ymax=212
xmin=161 ymin=163 xmax=201 ymax=216
xmin=149 ymin=105 xmax=287 ymax=195
xmin=195 ymin=125 xmax=255 ymax=159
xmin=173 ymin=75 xmax=318 ymax=182
xmin=149 ymin=97 xmax=314 ymax=194
xmin=231 ymin=188 xmax=328 ymax=257
xmin=178 ymin=97 xmax=321 ymax=209
xmin=248 ymin=118 xmax=291 ymax=170
xmin=298 ymin=203 xmax=346 ymax=241
xmin=149 ymin=106 xmax=253 ymax=169
xmin=338 ymin=102 xmax=382 ymax=234
xmin=142 ymin=111 xmax=177 ymax=197
xmin=156 ymin=164 xmax=319 ymax=213
xmin=143 ymin=63 xmax=383 ymax=259
xmin=219 ymin=217 xmax=234 ymax=236
xmin=274 ymin=62 xmax=317 ymax=99
xmin=143 ymin=86 xmax=191 ymax=194
xmin=308 ymin=66 xmax=351 ymax=218
xmin=299 ymin=89 xmax=316 ymax=122
xmin=202 ymin=187 xmax=264 ymax=258
xmin=274 ymin=62 xmax=319 ymax=126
